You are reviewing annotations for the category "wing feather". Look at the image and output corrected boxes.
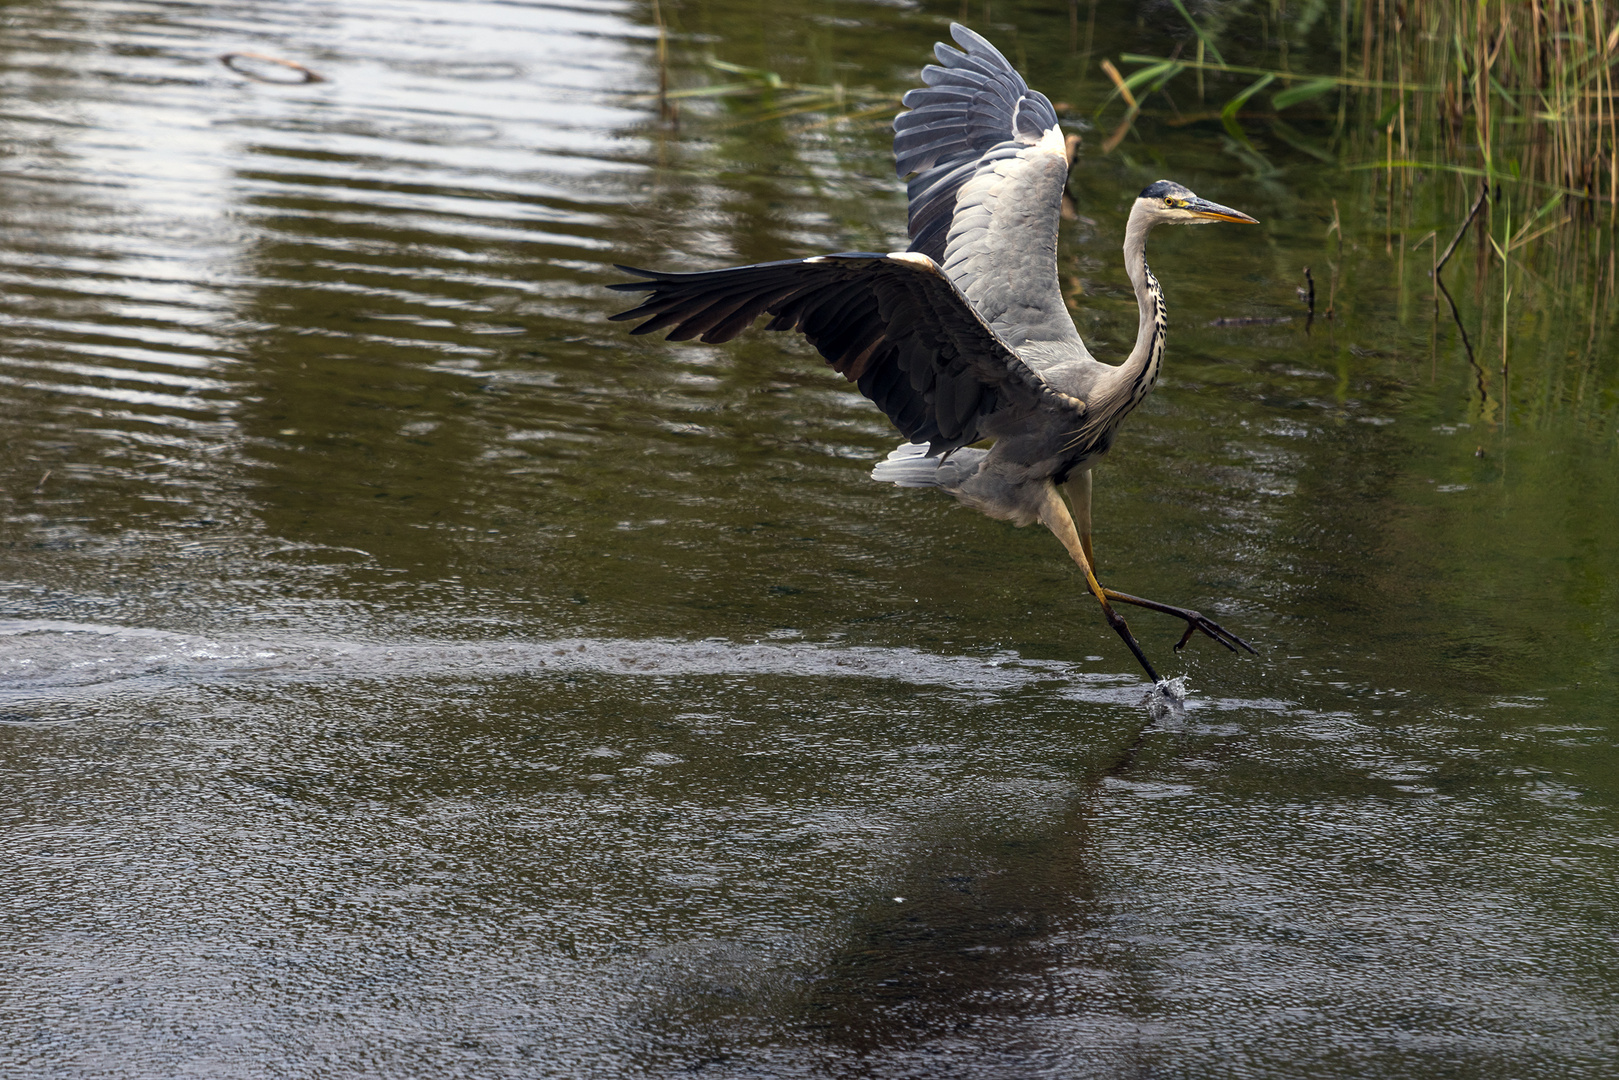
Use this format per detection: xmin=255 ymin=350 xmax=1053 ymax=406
xmin=610 ymin=253 xmax=1083 ymax=456
xmin=894 ymin=25 xmax=1058 ymax=204
xmin=894 ymin=24 xmax=1085 ymax=357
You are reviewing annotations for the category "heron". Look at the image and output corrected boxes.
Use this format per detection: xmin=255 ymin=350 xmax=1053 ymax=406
xmin=610 ymin=23 xmax=1259 ymax=684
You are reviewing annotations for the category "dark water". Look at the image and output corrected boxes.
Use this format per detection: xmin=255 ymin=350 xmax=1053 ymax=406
xmin=2 ymin=1 xmax=1616 ymax=1077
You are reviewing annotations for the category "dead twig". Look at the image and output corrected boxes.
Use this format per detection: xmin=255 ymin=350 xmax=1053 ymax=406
xmin=1435 ymin=184 xmax=1489 ymax=276
xmin=1207 ymin=315 xmax=1293 ymax=327
xmin=220 ymin=52 xmax=325 ymax=85
xmin=1099 ymin=59 xmax=1140 ymax=153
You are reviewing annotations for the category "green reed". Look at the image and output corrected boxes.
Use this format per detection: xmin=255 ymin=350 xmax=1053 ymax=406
xmin=1108 ymin=0 xmax=1618 ymax=225
xmin=1105 ymin=1 xmax=1619 ymax=436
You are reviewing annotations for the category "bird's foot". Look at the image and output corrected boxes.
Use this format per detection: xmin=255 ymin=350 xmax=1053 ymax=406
xmin=1102 ymin=589 xmax=1256 ymax=655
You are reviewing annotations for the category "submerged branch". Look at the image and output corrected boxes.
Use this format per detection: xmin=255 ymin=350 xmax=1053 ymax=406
xmin=1435 ymin=273 xmax=1485 ymax=401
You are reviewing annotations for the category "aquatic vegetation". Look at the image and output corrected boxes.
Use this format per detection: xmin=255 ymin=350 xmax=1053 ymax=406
xmin=1108 ymin=0 xmax=1618 ymax=220
xmin=1102 ymin=0 xmax=1619 ymax=434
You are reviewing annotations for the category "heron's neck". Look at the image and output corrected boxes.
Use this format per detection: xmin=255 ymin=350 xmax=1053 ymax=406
xmin=1116 ymin=207 xmax=1167 ymax=413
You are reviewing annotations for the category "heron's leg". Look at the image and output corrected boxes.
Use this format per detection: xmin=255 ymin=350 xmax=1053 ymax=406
xmin=1064 ymin=473 xmax=1254 ymax=656
xmin=1037 ymin=485 xmax=1161 ymax=684
xmin=1065 ymin=469 xmax=1095 ymax=569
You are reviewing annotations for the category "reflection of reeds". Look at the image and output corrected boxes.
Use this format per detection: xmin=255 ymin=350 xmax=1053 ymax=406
xmin=632 ymin=56 xmax=891 ymax=129
xmin=651 ymin=0 xmax=671 ymax=123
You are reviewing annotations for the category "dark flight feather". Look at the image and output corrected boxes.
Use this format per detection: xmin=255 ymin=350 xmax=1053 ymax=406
xmin=609 ymin=253 xmax=1081 ymax=456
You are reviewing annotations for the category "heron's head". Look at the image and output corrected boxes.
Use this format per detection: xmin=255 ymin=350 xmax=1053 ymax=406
xmin=1135 ymin=180 xmax=1259 ymax=227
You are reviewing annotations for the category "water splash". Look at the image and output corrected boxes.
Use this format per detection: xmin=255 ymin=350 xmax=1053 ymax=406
xmin=1143 ymin=675 xmax=1189 ymax=719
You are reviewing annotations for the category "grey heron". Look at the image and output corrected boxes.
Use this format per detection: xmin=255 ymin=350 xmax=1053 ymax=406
xmin=611 ymin=23 xmax=1259 ymax=684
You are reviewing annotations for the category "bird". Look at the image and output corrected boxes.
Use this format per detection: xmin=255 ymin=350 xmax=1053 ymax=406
xmin=610 ymin=23 xmax=1259 ymax=684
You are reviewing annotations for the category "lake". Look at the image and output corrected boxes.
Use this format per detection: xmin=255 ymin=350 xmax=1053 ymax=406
xmin=2 ymin=1 xmax=1616 ymax=1076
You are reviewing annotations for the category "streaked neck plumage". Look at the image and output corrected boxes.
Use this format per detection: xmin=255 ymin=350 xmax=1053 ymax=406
xmin=1064 ymin=201 xmax=1169 ymax=458
xmin=1116 ymin=202 xmax=1167 ymax=415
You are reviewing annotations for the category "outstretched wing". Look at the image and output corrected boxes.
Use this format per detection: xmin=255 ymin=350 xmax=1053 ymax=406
xmin=895 ymin=24 xmax=1085 ymax=356
xmin=609 ymin=252 xmax=1084 ymax=456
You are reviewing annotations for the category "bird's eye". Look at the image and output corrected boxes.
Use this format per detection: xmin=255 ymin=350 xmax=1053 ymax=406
xmin=1163 ymin=197 xmax=1175 ymax=208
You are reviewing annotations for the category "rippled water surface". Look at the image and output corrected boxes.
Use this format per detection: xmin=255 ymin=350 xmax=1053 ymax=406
xmin=3 ymin=1 xmax=1617 ymax=1077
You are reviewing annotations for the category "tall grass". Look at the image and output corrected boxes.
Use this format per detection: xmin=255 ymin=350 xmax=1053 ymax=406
xmin=1109 ymin=0 xmax=1619 ymax=227
xmin=1105 ymin=1 xmax=1619 ymax=434
xmin=1346 ymin=0 xmax=1617 ymax=429
xmin=1375 ymin=0 xmax=1615 ymax=206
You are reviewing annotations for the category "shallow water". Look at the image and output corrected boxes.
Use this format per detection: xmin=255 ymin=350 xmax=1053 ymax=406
xmin=2 ymin=1 xmax=1617 ymax=1077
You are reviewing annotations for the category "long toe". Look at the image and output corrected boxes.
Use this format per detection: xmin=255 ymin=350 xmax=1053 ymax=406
xmin=1175 ymin=610 xmax=1256 ymax=654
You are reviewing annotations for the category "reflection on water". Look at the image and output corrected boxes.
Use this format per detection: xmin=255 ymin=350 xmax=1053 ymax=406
xmin=2 ymin=0 xmax=1617 ymax=1077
